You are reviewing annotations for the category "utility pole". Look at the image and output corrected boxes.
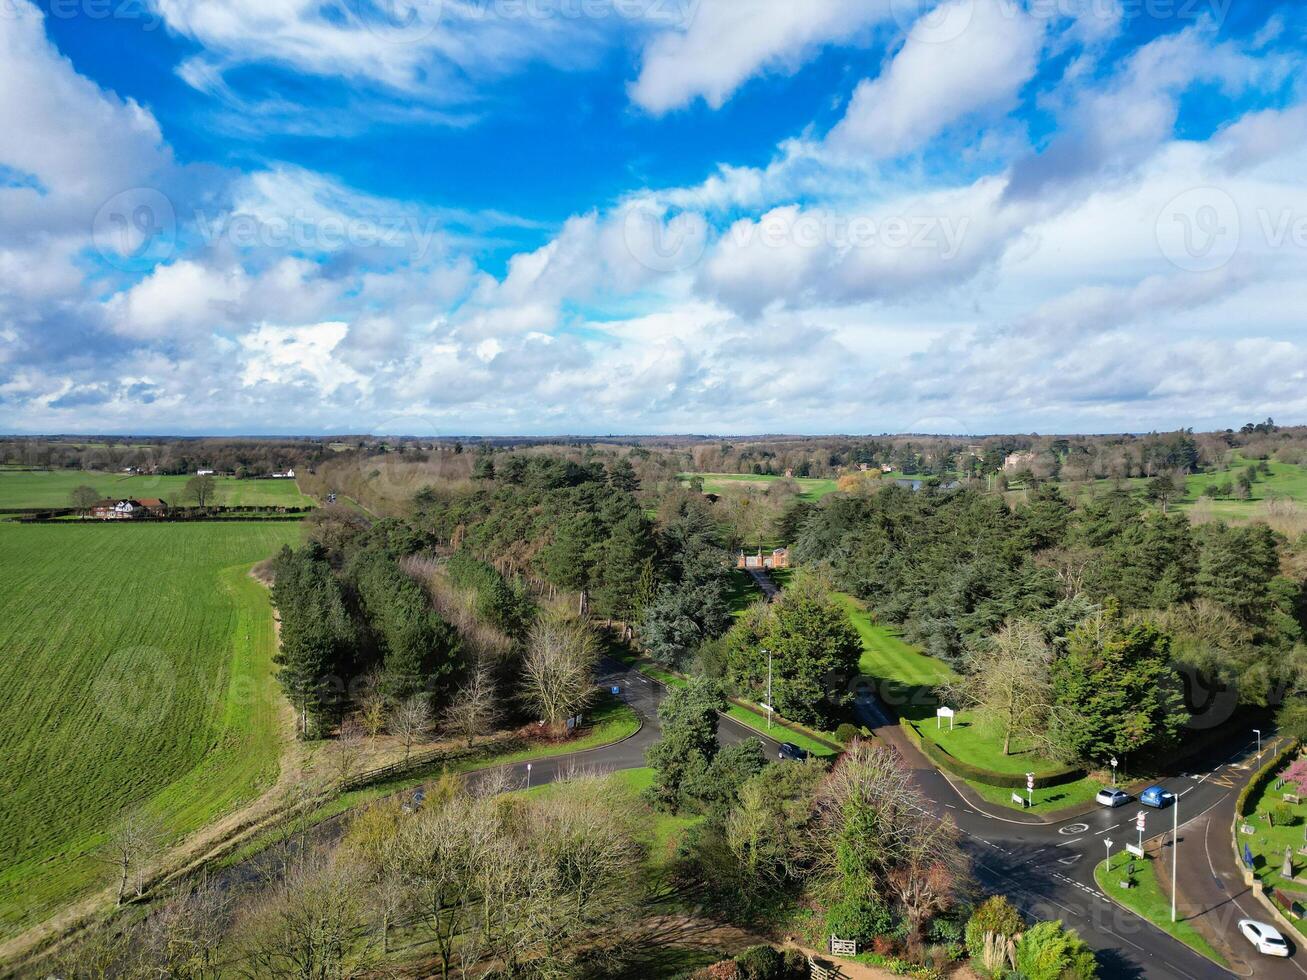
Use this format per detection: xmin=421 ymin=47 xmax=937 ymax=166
xmin=765 ymin=648 xmax=773 ymax=730
xmin=1255 ymin=728 xmax=1263 ymax=763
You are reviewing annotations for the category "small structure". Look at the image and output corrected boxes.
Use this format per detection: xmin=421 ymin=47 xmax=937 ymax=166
xmin=880 ymin=463 xmax=895 ymax=473
xmin=1003 ymin=451 xmax=1038 ymax=472
xmin=90 ymin=498 xmax=168 ymax=520
xmin=737 ymin=548 xmax=790 ymax=571
xmin=196 ymin=469 xmax=216 ymax=476
xmin=271 ymin=468 xmax=296 ymax=479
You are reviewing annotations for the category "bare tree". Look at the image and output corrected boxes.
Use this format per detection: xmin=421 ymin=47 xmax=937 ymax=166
xmin=101 ymin=812 xmax=162 ymax=906
xmin=358 ymin=669 xmax=389 ymax=738
xmin=231 ymin=854 xmax=375 ymax=979
xmin=70 ymin=484 xmax=101 ymax=514
xmin=139 ymin=875 xmax=233 ymax=979
xmin=944 ymin=620 xmax=1053 ymax=756
xmin=443 ymin=664 xmax=500 ymax=748
xmin=389 ymin=694 xmax=433 ymax=765
xmin=329 ymin=719 xmax=366 ymax=786
xmin=520 ymin=612 xmax=598 ymax=729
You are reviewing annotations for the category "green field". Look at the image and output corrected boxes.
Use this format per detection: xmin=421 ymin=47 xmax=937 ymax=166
xmin=0 ymin=470 xmax=313 ymax=510
xmin=0 ymin=521 xmax=303 ymax=937
xmin=680 ymin=472 xmax=839 ymax=502
xmin=834 ymin=592 xmax=1097 ymax=808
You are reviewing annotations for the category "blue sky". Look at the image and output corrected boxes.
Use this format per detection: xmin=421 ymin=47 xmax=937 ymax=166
xmin=3 ymin=0 xmax=1307 ymax=435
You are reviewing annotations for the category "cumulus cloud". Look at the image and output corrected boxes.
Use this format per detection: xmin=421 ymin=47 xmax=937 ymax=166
xmin=827 ymin=0 xmax=1044 ymax=160
xmin=630 ymin=0 xmax=892 ymax=114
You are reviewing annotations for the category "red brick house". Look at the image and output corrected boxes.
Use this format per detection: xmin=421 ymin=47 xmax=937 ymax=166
xmin=737 ymin=548 xmax=790 ymax=571
xmin=90 ymin=498 xmax=169 ymax=520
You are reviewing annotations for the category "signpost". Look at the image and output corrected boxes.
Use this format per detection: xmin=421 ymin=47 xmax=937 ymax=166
xmin=1136 ymin=810 xmax=1146 ymax=852
xmin=1105 ymin=838 xmax=1114 ymax=873
xmin=1027 ymin=772 xmax=1036 ymax=809
xmin=937 ymin=706 xmax=956 ymax=731
xmin=1110 ymin=756 xmax=1119 ymax=787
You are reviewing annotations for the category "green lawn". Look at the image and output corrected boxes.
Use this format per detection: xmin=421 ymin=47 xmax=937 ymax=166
xmin=834 ymin=592 xmax=1091 ymax=809
xmin=0 ymin=469 xmax=313 ymax=510
xmin=1240 ymin=756 xmax=1307 ymax=937
xmin=679 ymin=472 xmax=839 ymax=502
xmin=0 ymin=521 xmax=303 ymax=937
xmin=1093 ymin=852 xmax=1228 ymax=967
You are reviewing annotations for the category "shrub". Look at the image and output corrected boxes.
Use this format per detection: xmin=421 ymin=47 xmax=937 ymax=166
xmin=734 ymin=945 xmax=785 ymax=980
xmin=828 ymin=894 xmax=895 ymax=944
xmin=781 ymin=948 xmax=807 ymax=979
xmin=1271 ymin=803 xmax=1297 ymax=827
xmin=965 ymin=896 xmax=1024 ymax=972
xmin=835 ymin=722 xmax=861 ymax=744
xmin=1014 ymin=920 xmax=1098 ymax=980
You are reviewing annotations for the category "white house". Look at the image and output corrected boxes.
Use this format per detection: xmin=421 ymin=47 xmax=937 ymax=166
xmin=196 ymin=469 xmax=215 ymax=476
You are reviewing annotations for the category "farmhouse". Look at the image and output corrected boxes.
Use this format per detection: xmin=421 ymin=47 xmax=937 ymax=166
xmin=90 ymin=498 xmax=169 ymax=520
xmin=737 ymin=548 xmax=790 ymax=571
xmin=271 ymin=468 xmax=296 ymax=479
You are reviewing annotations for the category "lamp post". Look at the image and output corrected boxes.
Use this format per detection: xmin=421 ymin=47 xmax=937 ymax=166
xmin=1110 ymin=756 xmax=1118 ymax=788
xmin=1171 ymin=794 xmax=1180 ymax=923
xmin=526 ymin=762 xmax=532 ymax=790
xmin=1255 ymin=728 xmax=1263 ymax=763
xmin=765 ymin=648 xmax=773 ymax=730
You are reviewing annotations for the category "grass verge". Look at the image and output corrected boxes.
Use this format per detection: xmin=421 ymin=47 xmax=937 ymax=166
xmin=1093 ymin=852 xmax=1228 ymax=968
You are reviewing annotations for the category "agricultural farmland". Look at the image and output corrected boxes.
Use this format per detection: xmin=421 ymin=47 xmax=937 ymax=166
xmin=680 ymin=472 xmax=839 ymax=502
xmin=0 ymin=469 xmax=313 ymax=511
xmin=0 ymin=521 xmax=302 ymax=938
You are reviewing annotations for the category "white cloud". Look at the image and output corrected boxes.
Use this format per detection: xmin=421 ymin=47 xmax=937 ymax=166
xmin=827 ymin=0 xmax=1044 ymax=159
xmin=630 ymin=0 xmax=891 ymax=114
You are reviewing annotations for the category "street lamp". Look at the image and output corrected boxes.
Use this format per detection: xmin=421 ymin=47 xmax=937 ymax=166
xmin=1110 ymin=756 xmax=1118 ymax=787
xmin=1171 ymin=794 xmax=1180 ymax=923
xmin=526 ymin=762 xmax=532 ymax=790
xmin=764 ymin=648 xmax=773 ymax=730
xmin=1254 ymin=728 xmax=1263 ymax=763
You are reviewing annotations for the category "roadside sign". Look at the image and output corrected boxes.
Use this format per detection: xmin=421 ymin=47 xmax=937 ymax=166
xmin=611 ymin=686 xmax=621 ymax=697
xmin=937 ymin=706 xmax=955 ymax=731
xmin=1126 ymin=843 xmax=1145 ymax=859
xmin=1027 ymin=773 xmax=1035 ymax=791
xmin=1012 ymin=793 xmax=1028 ymax=808
xmin=1136 ymin=811 xmax=1147 ymax=832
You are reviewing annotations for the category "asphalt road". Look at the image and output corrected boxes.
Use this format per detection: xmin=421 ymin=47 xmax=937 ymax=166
xmin=581 ymin=659 xmax=1287 ymax=980
xmin=219 ymin=656 xmax=1281 ymax=980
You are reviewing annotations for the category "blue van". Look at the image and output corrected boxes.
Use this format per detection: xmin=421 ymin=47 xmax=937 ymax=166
xmin=1140 ymin=785 xmax=1176 ymax=808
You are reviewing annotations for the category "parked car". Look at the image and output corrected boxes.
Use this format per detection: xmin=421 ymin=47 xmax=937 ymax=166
xmin=1239 ymin=919 xmax=1291 ymax=957
xmin=778 ymin=742 xmax=808 ymax=762
xmin=1095 ymin=788 xmax=1131 ymax=808
xmin=1139 ymin=785 xmax=1176 ymax=808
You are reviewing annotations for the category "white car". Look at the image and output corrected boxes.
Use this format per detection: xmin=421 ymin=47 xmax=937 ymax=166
xmin=1095 ymin=788 xmax=1130 ymax=808
xmin=1239 ymin=919 xmax=1291 ymax=957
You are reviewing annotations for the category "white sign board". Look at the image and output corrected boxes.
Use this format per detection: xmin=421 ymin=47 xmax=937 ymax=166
xmin=1126 ymin=843 xmax=1145 ymax=859
xmin=1012 ymin=793 xmax=1028 ymax=807
xmin=937 ymin=706 xmax=955 ymax=730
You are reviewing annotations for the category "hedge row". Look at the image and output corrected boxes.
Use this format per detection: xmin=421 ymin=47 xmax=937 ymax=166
xmin=900 ymin=722 xmax=1085 ymax=789
xmin=1236 ymin=738 xmax=1300 ymax=817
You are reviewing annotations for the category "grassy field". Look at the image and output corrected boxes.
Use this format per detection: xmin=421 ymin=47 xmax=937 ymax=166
xmin=0 ymin=470 xmax=313 ymax=510
xmin=1094 ymin=852 xmax=1227 ymax=967
xmin=680 ymin=472 xmax=839 ymax=502
xmin=1241 ymin=755 xmax=1307 ymax=938
xmin=0 ymin=521 xmax=303 ymax=937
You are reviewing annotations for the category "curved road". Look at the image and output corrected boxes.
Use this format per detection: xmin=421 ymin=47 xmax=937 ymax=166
xmin=570 ymin=660 xmax=1292 ymax=980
